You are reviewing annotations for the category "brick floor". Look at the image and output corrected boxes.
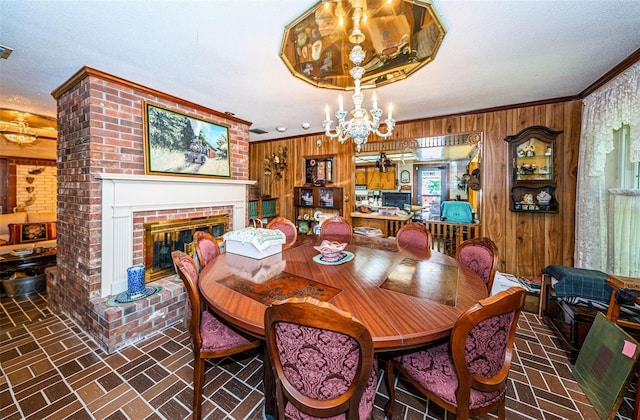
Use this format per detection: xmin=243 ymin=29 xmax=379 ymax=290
xmin=0 ymin=292 xmax=635 ymax=419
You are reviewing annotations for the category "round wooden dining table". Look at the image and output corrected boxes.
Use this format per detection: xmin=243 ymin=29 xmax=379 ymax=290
xmin=199 ymin=234 xmax=488 ymax=351
xmin=199 ymin=234 xmax=487 ymax=417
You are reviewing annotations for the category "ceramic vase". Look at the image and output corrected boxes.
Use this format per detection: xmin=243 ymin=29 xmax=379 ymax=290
xmin=126 ymin=264 xmax=146 ymax=299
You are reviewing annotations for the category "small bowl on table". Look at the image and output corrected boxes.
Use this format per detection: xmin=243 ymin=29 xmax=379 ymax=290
xmin=313 ymin=240 xmax=347 ymax=262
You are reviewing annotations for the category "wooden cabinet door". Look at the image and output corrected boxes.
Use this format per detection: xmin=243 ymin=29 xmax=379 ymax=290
xmin=367 ymin=166 xmax=396 ymax=189
xmin=355 ymin=167 xmax=367 ymax=185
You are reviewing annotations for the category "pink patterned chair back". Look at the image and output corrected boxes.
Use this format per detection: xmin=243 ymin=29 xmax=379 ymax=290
xmin=265 ymin=297 xmax=377 ymax=420
xmin=455 ymin=237 xmax=499 ymax=293
xmin=172 ymin=250 xmax=261 ymax=420
xmin=385 ymin=287 xmax=526 ymax=419
xmin=172 ymin=250 xmax=203 ymax=346
xmin=396 ymin=222 xmax=432 ymax=250
xmin=266 ymin=217 xmax=298 ymax=249
xmin=320 ymin=215 xmax=353 ymax=243
xmin=193 ymin=230 xmax=220 ymax=270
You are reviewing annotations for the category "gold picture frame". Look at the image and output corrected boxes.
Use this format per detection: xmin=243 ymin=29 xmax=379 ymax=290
xmin=143 ymin=102 xmax=231 ymax=178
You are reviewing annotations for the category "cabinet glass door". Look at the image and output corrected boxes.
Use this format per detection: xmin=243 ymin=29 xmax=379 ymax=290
xmin=515 ymin=137 xmax=553 ymax=182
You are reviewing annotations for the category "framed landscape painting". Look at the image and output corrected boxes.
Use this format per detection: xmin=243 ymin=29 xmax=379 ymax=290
xmin=143 ymin=102 xmax=231 ymax=178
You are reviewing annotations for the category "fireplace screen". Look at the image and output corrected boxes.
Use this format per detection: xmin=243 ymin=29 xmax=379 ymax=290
xmin=144 ymin=215 xmax=228 ymax=281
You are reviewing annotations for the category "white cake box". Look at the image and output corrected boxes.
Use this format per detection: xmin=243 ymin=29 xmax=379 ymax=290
xmin=223 ymin=227 xmax=285 ymax=259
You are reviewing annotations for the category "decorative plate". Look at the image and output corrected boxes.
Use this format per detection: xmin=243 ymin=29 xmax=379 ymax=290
xmin=313 ymin=251 xmax=354 ymax=265
xmin=107 ymin=285 xmax=162 ymax=306
xmin=298 ymin=220 xmax=309 ymax=235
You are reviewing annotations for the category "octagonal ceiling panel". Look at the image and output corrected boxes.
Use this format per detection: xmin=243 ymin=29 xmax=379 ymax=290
xmin=280 ymin=0 xmax=446 ymax=91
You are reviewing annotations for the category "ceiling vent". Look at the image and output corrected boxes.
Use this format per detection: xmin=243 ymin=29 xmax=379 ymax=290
xmin=249 ymin=128 xmax=268 ymax=134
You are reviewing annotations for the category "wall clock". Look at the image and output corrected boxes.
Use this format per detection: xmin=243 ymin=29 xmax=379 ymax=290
xmin=400 ymin=170 xmax=410 ymax=184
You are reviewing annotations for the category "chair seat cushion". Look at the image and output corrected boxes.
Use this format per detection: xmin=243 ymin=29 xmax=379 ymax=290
xmin=200 ymin=310 xmax=253 ymax=352
xmin=396 ymin=343 xmax=504 ymax=409
xmin=284 ymin=359 xmax=378 ymax=420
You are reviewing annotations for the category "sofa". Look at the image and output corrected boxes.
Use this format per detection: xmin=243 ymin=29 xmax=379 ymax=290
xmin=0 ymin=211 xmax=57 ymax=255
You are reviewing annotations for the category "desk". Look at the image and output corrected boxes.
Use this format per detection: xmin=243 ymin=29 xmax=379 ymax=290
xmin=351 ymin=211 xmax=413 ymax=237
xmin=199 ymin=235 xmax=486 ymax=415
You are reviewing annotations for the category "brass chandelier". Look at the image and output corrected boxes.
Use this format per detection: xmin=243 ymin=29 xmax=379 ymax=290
xmin=1 ymin=113 xmax=37 ymax=146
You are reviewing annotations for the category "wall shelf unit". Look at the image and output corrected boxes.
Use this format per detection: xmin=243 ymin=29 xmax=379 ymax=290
xmin=293 ymin=186 xmax=344 ymax=234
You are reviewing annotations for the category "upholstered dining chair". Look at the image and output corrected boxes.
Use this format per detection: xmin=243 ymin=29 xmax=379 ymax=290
xmin=193 ymin=231 xmax=220 ymax=271
xmin=319 ymin=215 xmax=353 ymax=243
xmin=264 ymin=297 xmax=378 ymax=420
xmin=266 ymin=216 xmax=298 ymax=249
xmin=172 ymin=250 xmax=261 ymax=420
xmin=455 ymin=236 xmax=499 ymax=294
xmin=396 ymin=221 xmax=433 ymax=251
xmin=385 ymin=286 xmax=526 ymax=420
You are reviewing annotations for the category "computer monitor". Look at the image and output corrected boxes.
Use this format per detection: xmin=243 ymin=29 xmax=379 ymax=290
xmin=382 ymin=192 xmax=412 ymax=210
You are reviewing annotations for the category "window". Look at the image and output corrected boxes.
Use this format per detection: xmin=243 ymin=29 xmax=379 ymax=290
xmin=605 ymin=124 xmax=639 ymax=277
xmin=605 ymin=125 xmax=640 ymax=189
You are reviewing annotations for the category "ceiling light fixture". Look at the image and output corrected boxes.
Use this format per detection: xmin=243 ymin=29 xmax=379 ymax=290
xmin=322 ymin=0 xmax=395 ymax=152
xmin=1 ymin=114 xmax=37 ymax=146
xmin=0 ymin=45 xmax=13 ymax=60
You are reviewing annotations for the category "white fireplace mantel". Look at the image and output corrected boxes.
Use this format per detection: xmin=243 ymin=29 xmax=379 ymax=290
xmin=97 ymin=173 xmax=255 ymax=297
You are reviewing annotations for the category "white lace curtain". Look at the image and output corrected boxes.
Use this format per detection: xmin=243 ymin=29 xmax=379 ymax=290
xmin=607 ymin=189 xmax=640 ymax=276
xmin=575 ymin=61 xmax=640 ymax=276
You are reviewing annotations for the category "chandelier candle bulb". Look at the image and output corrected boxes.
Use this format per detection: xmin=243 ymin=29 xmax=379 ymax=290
xmin=338 ymin=95 xmax=344 ymax=111
xmin=372 ymin=92 xmax=377 ymax=109
xmin=325 ymin=105 xmax=330 ymax=121
xmin=388 ymin=104 xmax=393 ymax=120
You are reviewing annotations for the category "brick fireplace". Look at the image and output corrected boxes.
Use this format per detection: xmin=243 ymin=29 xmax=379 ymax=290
xmin=49 ymin=67 xmax=253 ymax=353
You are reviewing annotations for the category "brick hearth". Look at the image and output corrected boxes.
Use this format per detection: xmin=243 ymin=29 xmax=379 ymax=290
xmin=49 ymin=66 xmax=252 ymax=353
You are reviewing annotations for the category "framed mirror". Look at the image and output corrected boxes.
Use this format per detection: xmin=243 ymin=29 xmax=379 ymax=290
xmin=305 ymin=155 xmax=334 ymax=185
xmin=354 ymin=133 xmax=482 ymax=222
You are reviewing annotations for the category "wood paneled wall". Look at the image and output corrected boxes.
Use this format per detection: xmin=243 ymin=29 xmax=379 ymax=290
xmin=249 ymin=100 xmax=582 ymax=276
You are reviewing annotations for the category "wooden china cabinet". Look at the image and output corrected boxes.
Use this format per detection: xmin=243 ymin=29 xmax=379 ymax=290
xmin=505 ymin=126 xmax=562 ymax=213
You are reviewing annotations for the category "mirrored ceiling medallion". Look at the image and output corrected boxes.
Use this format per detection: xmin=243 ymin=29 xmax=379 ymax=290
xmin=280 ymin=0 xmax=446 ymax=91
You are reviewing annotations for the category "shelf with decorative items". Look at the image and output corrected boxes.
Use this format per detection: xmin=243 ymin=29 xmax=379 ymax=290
xmin=293 ymin=186 xmax=344 ymax=234
xmin=505 ymin=126 xmax=562 ymax=213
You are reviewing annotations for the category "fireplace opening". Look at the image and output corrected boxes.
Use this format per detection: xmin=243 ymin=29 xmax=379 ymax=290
xmin=144 ymin=215 xmax=229 ymax=281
